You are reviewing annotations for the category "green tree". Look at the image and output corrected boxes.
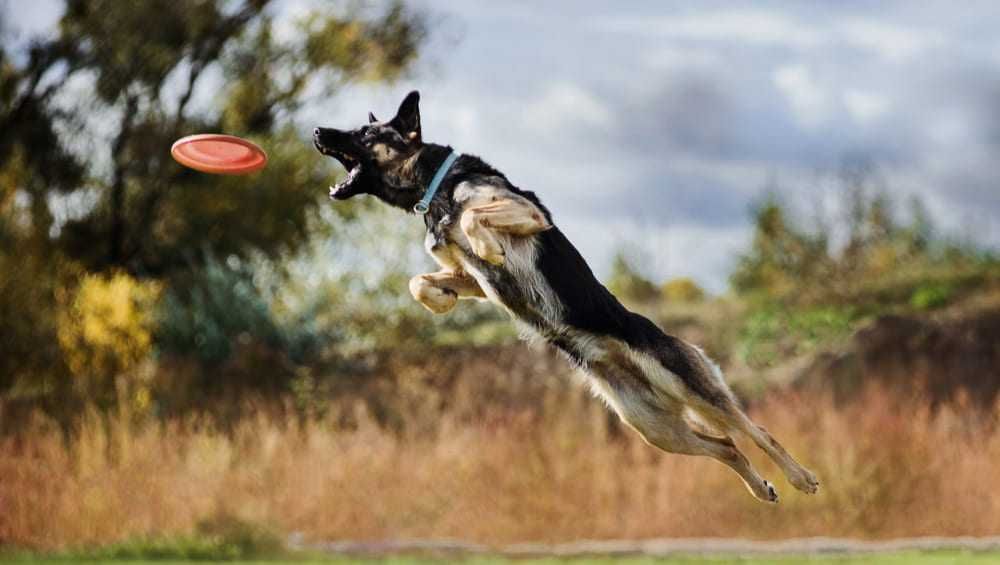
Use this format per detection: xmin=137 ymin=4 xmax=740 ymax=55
xmin=2 ymin=0 xmax=426 ymax=276
xmin=729 ymin=195 xmax=828 ymax=298
xmin=0 ymin=0 xmax=427 ymax=420
xmin=661 ymin=277 xmax=705 ymax=303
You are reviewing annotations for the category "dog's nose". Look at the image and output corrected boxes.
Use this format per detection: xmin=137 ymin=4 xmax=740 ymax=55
xmin=313 ymin=127 xmax=321 ymax=136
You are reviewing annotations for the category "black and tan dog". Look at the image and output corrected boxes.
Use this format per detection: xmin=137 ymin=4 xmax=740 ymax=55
xmin=314 ymin=91 xmax=818 ymax=502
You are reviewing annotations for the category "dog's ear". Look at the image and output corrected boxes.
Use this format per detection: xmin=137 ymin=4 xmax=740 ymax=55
xmin=390 ymin=90 xmax=421 ymax=142
xmin=368 ymin=111 xmax=378 ymax=124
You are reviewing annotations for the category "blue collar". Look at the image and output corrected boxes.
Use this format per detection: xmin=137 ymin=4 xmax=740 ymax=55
xmin=413 ymin=150 xmax=459 ymax=214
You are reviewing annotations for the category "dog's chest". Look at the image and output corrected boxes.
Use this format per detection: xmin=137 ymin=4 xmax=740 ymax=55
xmin=423 ymin=181 xmax=505 ymax=271
xmin=423 ymin=215 xmax=564 ymax=327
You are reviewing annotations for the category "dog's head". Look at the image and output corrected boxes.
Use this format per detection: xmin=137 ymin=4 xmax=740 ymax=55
xmin=313 ymin=90 xmax=424 ymax=205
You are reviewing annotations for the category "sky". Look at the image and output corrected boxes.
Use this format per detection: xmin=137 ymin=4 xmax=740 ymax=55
xmin=6 ymin=1 xmax=1000 ymax=292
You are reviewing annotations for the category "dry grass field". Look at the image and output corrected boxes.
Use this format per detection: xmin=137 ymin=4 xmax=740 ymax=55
xmin=4 ymin=385 xmax=999 ymax=551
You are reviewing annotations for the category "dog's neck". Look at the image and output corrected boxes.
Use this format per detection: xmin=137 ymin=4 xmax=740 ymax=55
xmin=378 ymin=143 xmax=455 ymax=212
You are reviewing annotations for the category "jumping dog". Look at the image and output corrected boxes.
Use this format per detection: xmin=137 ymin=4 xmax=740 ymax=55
xmin=313 ymin=91 xmax=819 ymax=502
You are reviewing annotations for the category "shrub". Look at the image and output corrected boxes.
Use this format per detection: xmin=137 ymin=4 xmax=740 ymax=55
xmin=55 ymin=271 xmax=161 ymax=411
xmin=606 ymin=252 xmax=659 ymax=303
xmin=910 ymin=282 xmax=954 ymax=310
xmin=661 ymin=277 xmax=706 ymax=303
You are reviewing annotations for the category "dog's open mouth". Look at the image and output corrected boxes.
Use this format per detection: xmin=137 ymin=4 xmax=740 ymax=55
xmin=326 ymin=151 xmax=362 ymax=200
xmin=313 ymin=127 xmax=367 ymax=200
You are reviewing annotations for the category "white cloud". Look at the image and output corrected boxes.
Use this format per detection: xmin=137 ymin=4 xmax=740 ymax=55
xmin=838 ymin=19 xmax=945 ymax=62
xmin=773 ymin=64 xmax=831 ymax=127
xmin=522 ymin=82 xmax=613 ymax=132
xmin=597 ymin=11 xmax=949 ymax=64
xmin=598 ymin=10 xmax=823 ymax=48
xmin=843 ymin=89 xmax=890 ymax=124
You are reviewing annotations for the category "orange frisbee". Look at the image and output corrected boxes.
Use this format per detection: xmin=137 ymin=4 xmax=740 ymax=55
xmin=171 ymin=134 xmax=267 ymax=175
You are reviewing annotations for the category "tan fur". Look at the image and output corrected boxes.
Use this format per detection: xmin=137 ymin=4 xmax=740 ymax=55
xmin=412 ymin=192 xmax=551 ymax=307
xmin=409 ymin=270 xmax=485 ymax=314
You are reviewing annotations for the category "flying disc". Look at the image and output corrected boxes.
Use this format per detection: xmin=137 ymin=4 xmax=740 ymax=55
xmin=171 ymin=134 xmax=267 ymax=175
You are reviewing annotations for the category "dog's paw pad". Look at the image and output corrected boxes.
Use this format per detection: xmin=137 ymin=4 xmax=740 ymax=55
xmin=761 ymin=480 xmax=779 ymax=503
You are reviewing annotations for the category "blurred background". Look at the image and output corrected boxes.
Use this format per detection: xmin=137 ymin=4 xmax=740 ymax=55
xmin=2 ymin=0 xmax=999 ymax=557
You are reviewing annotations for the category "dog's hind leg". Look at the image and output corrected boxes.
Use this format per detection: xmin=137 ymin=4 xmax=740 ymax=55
xmin=409 ymin=270 xmax=485 ymax=314
xmin=460 ymin=198 xmax=551 ymax=265
xmin=631 ymin=409 xmax=779 ymax=503
xmin=594 ymin=376 xmax=779 ymax=503
xmin=696 ymin=399 xmax=819 ymax=494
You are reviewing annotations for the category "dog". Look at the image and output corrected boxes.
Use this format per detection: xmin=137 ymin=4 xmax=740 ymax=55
xmin=313 ymin=91 xmax=819 ymax=502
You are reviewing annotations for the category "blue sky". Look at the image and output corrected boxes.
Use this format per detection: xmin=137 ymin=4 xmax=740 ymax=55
xmin=7 ymin=1 xmax=1000 ymax=291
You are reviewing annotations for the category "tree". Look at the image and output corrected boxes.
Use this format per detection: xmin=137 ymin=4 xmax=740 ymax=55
xmin=729 ymin=196 xmax=828 ymax=298
xmin=2 ymin=0 xmax=426 ymax=277
xmin=0 ymin=1 xmax=427 ymax=419
xmin=661 ymin=277 xmax=705 ymax=303
xmin=606 ymin=251 xmax=659 ymax=304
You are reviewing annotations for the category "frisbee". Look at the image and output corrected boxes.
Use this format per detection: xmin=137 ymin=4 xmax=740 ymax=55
xmin=171 ymin=134 xmax=267 ymax=175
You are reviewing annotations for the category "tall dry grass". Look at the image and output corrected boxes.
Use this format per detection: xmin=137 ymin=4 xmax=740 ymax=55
xmin=2 ymin=386 xmax=999 ymax=550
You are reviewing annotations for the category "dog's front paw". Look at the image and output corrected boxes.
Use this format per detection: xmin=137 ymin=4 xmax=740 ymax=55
xmin=470 ymin=239 xmax=505 ymax=266
xmin=409 ymin=276 xmax=458 ymax=314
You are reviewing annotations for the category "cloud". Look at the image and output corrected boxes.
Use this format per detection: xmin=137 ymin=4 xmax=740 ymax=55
xmin=597 ymin=9 xmax=823 ymax=48
xmin=843 ymin=89 xmax=891 ymax=124
xmin=773 ymin=64 xmax=831 ymax=128
xmin=522 ymin=82 xmax=613 ymax=134
xmin=595 ymin=9 xmax=949 ymax=63
xmin=837 ymin=19 xmax=946 ymax=62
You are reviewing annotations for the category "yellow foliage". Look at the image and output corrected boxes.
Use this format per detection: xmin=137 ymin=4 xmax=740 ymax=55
xmin=866 ymin=242 xmax=903 ymax=276
xmin=661 ymin=277 xmax=706 ymax=303
xmin=1 ymin=146 xmax=28 ymax=222
xmin=57 ymin=272 xmax=161 ymax=390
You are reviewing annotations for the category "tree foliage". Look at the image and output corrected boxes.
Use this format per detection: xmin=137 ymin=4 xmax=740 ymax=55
xmin=2 ymin=0 xmax=426 ymax=276
xmin=606 ymin=251 xmax=660 ymax=304
xmin=730 ymin=166 xmax=994 ymax=306
xmin=0 ymin=0 xmax=427 ymax=423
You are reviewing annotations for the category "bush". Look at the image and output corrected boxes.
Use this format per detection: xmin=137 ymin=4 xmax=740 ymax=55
xmin=56 ymin=272 xmax=161 ymax=410
xmin=157 ymin=256 xmax=318 ymax=366
xmin=661 ymin=277 xmax=706 ymax=303
xmin=606 ymin=252 xmax=659 ymax=303
xmin=730 ymin=169 xmax=996 ymax=307
xmin=738 ymin=304 xmax=857 ymax=368
xmin=153 ymin=255 xmax=323 ymax=413
xmin=910 ymin=282 xmax=954 ymax=310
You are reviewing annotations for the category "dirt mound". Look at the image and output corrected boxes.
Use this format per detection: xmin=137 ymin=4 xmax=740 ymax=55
xmin=798 ymin=307 xmax=1000 ymax=406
